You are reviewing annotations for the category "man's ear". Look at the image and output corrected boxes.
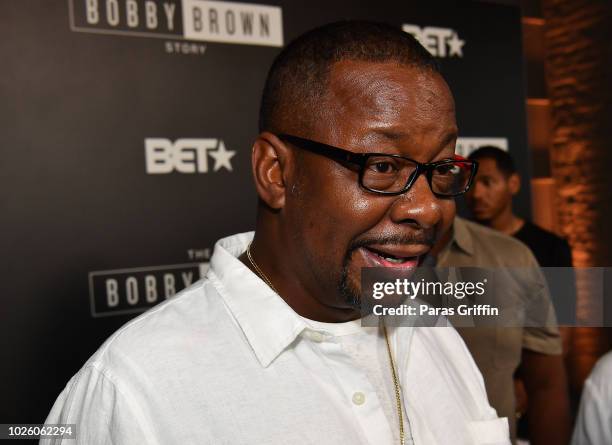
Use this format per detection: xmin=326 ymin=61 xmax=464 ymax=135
xmin=508 ymin=172 xmax=521 ymax=195
xmin=251 ymin=132 xmax=293 ymax=209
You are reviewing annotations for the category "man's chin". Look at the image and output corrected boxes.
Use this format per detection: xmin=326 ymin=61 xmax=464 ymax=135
xmin=338 ymin=267 xmax=363 ymax=310
xmin=471 ymin=211 xmax=492 ymax=222
xmin=339 ymin=284 xmax=362 ymax=310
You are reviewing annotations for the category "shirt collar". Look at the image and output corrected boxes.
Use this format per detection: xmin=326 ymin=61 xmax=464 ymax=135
xmin=447 ymin=216 xmax=475 ymax=256
xmin=208 ymin=232 xmax=308 ymax=368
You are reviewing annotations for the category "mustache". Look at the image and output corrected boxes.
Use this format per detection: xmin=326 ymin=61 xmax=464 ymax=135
xmin=347 ymin=231 xmax=436 ymax=253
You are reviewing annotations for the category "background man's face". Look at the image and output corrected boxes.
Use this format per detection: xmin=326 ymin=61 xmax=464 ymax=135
xmin=283 ymin=60 xmax=458 ymax=309
xmin=465 ymin=157 xmax=514 ymax=222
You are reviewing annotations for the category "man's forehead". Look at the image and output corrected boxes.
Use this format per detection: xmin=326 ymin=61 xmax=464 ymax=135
xmin=326 ymin=60 xmax=452 ymax=108
xmin=315 ymin=59 xmax=456 ymax=148
xmin=476 ymin=158 xmax=505 ymax=174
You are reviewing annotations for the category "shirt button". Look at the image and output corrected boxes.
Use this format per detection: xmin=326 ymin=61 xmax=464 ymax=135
xmin=352 ymin=392 xmax=366 ymax=405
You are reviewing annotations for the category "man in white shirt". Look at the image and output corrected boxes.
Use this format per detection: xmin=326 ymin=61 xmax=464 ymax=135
xmin=43 ymin=21 xmax=509 ymax=444
xmin=572 ymin=350 xmax=612 ymax=445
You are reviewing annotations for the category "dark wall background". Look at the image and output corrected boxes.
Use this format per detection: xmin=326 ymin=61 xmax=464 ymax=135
xmin=0 ymin=0 xmax=530 ymax=425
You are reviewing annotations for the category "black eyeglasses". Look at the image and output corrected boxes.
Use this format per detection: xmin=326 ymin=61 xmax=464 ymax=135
xmin=278 ymin=134 xmax=478 ymax=197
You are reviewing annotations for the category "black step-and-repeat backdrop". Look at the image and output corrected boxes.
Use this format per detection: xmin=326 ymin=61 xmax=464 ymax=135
xmin=1 ymin=0 xmax=529 ymax=424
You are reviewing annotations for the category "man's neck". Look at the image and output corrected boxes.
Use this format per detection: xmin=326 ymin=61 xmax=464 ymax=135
xmin=239 ymin=237 xmax=361 ymax=323
xmin=487 ymin=207 xmax=524 ymax=235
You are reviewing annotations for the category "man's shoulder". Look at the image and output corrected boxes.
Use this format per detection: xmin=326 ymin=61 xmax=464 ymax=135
xmin=522 ymin=221 xmax=569 ymax=247
xmin=459 ymin=218 xmax=537 ymax=264
xmin=85 ymin=277 xmax=229 ymax=372
xmin=461 ymin=218 xmax=525 ymax=249
xmin=589 ymin=351 xmax=612 ymax=390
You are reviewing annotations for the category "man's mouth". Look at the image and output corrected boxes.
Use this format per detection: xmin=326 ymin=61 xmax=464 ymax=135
xmin=359 ymin=245 xmax=427 ymax=269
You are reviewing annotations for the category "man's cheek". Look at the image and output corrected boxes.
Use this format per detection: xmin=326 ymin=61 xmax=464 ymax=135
xmin=348 ymin=193 xmax=383 ymax=217
xmin=441 ymin=199 xmax=456 ymax=225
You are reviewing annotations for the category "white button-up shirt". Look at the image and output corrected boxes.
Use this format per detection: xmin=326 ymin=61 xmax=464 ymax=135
xmin=43 ymin=232 xmax=509 ymax=445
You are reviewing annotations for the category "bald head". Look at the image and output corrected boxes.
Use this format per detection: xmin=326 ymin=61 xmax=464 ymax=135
xmin=258 ymin=20 xmax=440 ymax=135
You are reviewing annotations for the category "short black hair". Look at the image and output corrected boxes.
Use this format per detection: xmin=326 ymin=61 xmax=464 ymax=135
xmin=468 ymin=146 xmax=517 ymax=177
xmin=259 ymin=20 xmax=440 ymax=133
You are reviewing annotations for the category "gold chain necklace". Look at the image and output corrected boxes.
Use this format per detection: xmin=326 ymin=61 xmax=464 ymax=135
xmin=246 ymin=242 xmax=405 ymax=445
xmin=383 ymin=323 xmax=405 ymax=445
xmin=246 ymin=243 xmax=279 ymax=294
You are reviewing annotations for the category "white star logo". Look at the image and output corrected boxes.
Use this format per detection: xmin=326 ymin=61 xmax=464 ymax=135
xmin=447 ymin=32 xmax=465 ymax=57
xmin=208 ymin=140 xmax=236 ymax=172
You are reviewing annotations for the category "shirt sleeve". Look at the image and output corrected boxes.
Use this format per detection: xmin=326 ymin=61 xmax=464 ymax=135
xmin=40 ymin=364 xmax=158 ymax=445
xmin=520 ymin=252 xmax=563 ymax=355
xmin=522 ymin=324 xmax=562 ymax=355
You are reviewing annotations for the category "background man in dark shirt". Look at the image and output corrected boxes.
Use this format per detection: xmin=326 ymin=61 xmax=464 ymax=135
xmin=465 ymin=146 xmax=572 ymax=268
xmin=465 ymin=146 xmax=575 ymax=326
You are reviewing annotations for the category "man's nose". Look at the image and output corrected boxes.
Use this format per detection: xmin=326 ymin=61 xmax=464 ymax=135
xmin=388 ymin=173 xmax=445 ymax=229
